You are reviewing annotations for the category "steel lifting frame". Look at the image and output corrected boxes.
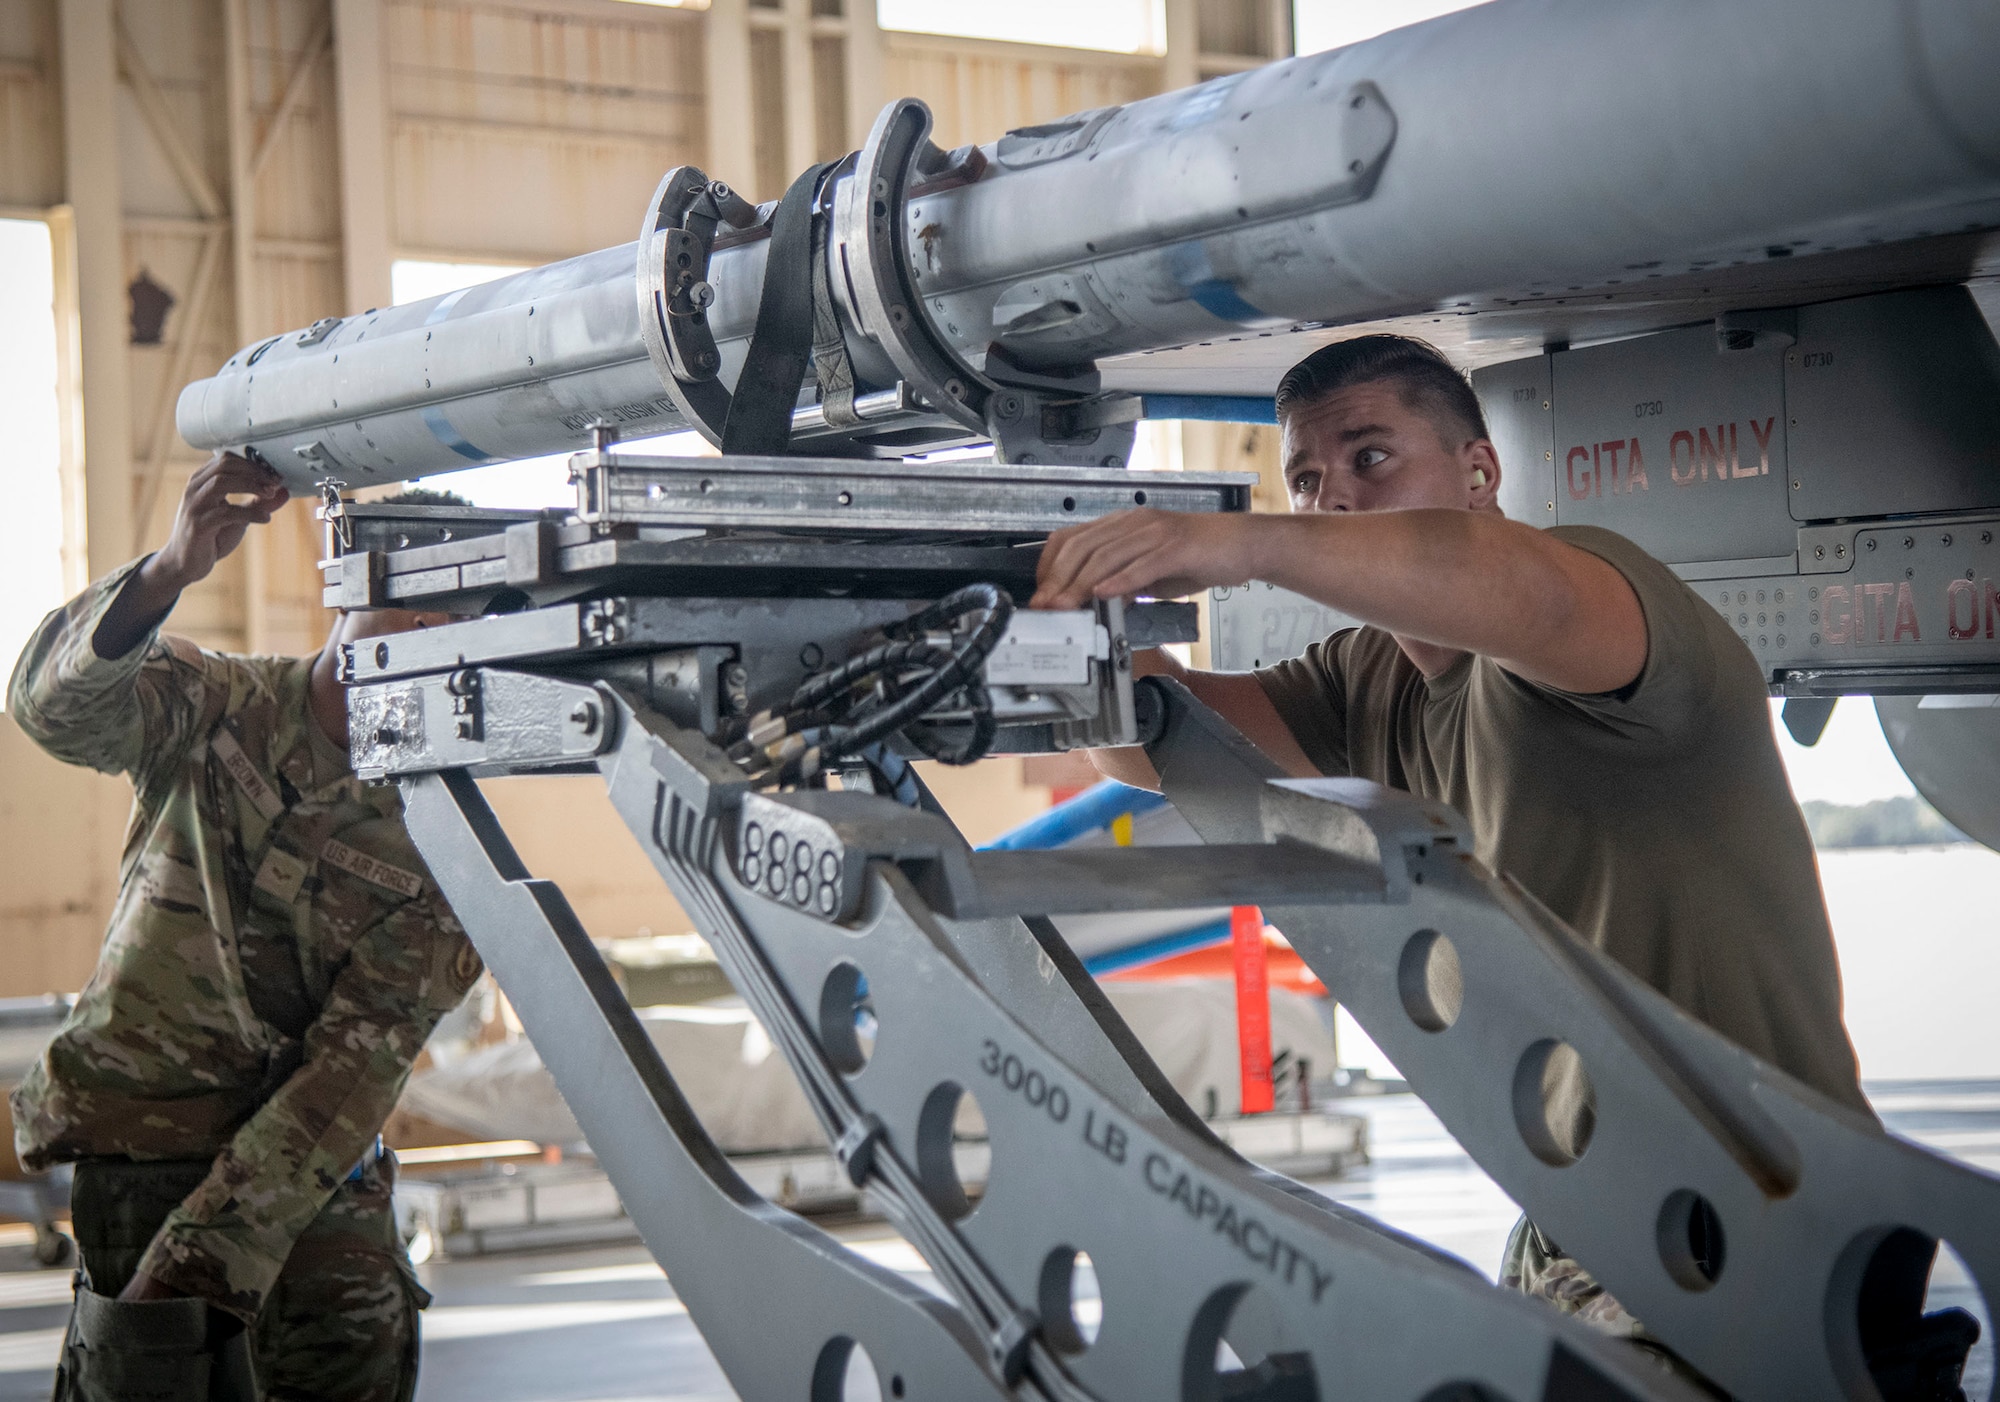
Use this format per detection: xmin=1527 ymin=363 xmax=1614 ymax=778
xmin=1144 ymin=681 xmax=2000 ymax=1402
xmin=380 ymin=667 xmax=1998 ymax=1401
xmin=397 ymin=665 xmax=2000 ymax=1400
xmin=393 ymin=666 xmax=1718 ymax=1402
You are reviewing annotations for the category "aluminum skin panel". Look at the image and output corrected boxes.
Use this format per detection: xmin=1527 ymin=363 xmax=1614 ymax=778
xmin=1207 ymin=583 xmax=1354 ymax=675
xmin=914 ymin=0 xmax=2000 ymax=379
xmin=1548 ymin=326 xmax=1792 ymax=566
xmin=175 ymin=241 xmax=712 ymax=492
xmin=1707 ymin=514 xmax=2000 ymax=692
xmin=1208 ymin=516 xmax=2000 ymax=694
xmin=1786 ymin=285 xmax=2000 ymax=523
xmin=1475 ymin=351 xmax=1557 ymax=529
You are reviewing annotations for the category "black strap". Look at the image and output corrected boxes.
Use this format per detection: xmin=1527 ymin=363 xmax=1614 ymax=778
xmin=720 ymin=161 xmax=837 ymax=456
xmin=809 ymin=207 xmax=862 ymax=432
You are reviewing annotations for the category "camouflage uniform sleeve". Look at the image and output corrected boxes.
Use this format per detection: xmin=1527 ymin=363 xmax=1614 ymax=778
xmin=6 ymin=557 xmax=218 ymax=779
xmin=133 ymin=892 xmax=483 ymax=1320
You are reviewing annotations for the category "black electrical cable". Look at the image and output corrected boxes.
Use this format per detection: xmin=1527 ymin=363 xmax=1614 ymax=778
xmin=812 ymin=588 xmax=1011 ymax=764
xmin=787 ymin=636 xmax=952 ymax=717
xmin=903 ymin=678 xmax=998 ymax=766
xmin=885 ymin=583 xmax=1014 ymax=646
xmin=728 ymin=639 xmax=958 ymax=769
xmin=745 ymin=583 xmax=1015 ymax=787
xmin=768 ymin=644 xmax=962 ymax=785
xmin=845 ymin=742 xmax=924 ymax=807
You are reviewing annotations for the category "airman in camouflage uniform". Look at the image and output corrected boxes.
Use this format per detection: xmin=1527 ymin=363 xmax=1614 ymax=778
xmin=1501 ymin=1221 xmax=1739 ymax=1396
xmin=8 ymin=452 xmax=481 ymax=1401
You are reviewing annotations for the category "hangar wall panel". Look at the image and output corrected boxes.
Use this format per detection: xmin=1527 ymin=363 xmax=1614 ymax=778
xmin=241 ymin=0 xmax=344 ymax=249
xmin=385 ymin=0 xmax=704 ymax=259
xmin=746 ymin=21 xmax=782 ymax=197
xmin=0 ymin=723 xmax=132 ymax=998
xmin=235 ymin=0 xmax=351 ymax=656
xmin=883 ymin=31 xmax=1162 ymax=150
xmin=0 ymin=1 xmax=61 ymax=207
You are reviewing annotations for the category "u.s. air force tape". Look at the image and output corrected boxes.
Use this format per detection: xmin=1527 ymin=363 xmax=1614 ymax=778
xmin=211 ymin=729 xmax=284 ymax=820
xmin=321 ymin=839 xmax=425 ymax=899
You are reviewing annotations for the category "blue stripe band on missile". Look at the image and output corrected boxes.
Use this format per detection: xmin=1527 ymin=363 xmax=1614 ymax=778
xmin=421 ymin=404 xmax=491 ymax=463
xmin=1187 ymin=279 xmax=1269 ymax=324
xmin=417 ymin=289 xmax=490 ymax=459
xmin=1166 ymin=240 xmax=1271 ymax=326
xmin=1140 ymin=395 xmax=1279 ymax=425
xmin=425 ymin=286 xmax=471 ymax=325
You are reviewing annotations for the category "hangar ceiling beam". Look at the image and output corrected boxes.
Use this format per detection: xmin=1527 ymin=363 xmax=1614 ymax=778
xmin=56 ymin=0 xmax=131 ymax=577
xmin=778 ymin=0 xmax=817 ymax=184
xmin=705 ymin=0 xmax=755 ymax=194
xmin=112 ymin=11 xmax=234 ymax=549
xmin=112 ymin=17 xmax=225 ymax=220
xmin=333 ymin=0 xmax=392 ymax=315
xmin=843 ymin=0 xmax=884 ymax=152
xmin=248 ymin=8 xmax=335 ymax=188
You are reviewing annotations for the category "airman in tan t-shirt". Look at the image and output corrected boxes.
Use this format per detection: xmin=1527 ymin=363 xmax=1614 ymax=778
xmin=1031 ymin=334 xmax=1867 ymax=1355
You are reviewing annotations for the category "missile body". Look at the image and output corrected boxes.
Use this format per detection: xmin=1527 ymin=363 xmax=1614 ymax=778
xmin=179 ymin=0 xmax=2000 ymax=492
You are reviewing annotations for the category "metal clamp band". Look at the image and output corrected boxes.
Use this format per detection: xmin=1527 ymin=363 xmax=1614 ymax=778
xmin=834 ymin=99 xmax=992 ymax=435
xmin=636 ymin=165 xmax=759 ymax=446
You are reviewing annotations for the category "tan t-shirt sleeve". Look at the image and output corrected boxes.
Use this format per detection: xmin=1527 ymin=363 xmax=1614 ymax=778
xmin=1496 ymin=524 xmax=1723 ymax=758
xmin=1249 ymin=524 xmax=1723 ymax=770
xmin=1253 ymin=629 xmax=1358 ymax=776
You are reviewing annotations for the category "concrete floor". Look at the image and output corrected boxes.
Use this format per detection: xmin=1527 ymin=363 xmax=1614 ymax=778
xmin=398 ymin=1094 xmax=1526 ymax=1401
xmin=1 ymin=1085 xmax=1993 ymax=1401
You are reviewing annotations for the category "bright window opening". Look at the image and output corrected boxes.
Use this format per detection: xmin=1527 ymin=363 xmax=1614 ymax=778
xmin=879 ymin=0 xmax=1166 ymax=54
xmin=390 ymin=258 xmax=534 ymax=309
xmin=1294 ymin=0 xmax=1493 ymax=54
xmin=870 ymin=0 xmax=1493 ymax=58
xmin=1771 ymin=698 xmax=1916 ymax=805
xmin=388 ymin=258 xmax=711 ymax=510
xmin=0 ymin=217 xmax=67 ymax=699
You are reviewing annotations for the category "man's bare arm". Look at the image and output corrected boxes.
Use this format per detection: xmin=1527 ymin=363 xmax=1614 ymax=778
xmin=1033 ymin=507 xmax=1647 ymax=696
xmin=1090 ymin=650 xmax=1320 ymax=791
